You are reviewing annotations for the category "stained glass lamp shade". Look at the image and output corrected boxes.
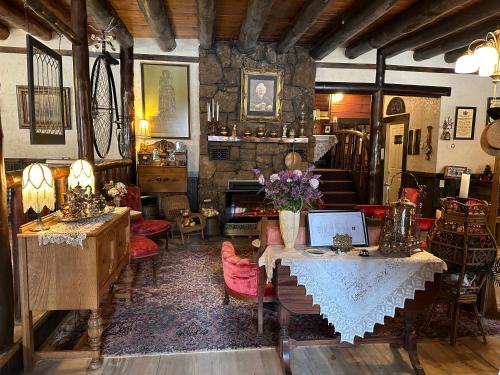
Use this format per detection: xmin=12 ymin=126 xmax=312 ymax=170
xmin=22 ymin=163 xmax=55 ymax=231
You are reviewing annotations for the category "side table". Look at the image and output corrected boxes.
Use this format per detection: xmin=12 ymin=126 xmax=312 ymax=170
xmin=205 ymin=216 xmax=220 ymax=236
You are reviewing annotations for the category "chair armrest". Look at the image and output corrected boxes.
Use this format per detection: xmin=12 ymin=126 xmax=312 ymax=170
xmin=191 ymin=212 xmax=206 ymax=227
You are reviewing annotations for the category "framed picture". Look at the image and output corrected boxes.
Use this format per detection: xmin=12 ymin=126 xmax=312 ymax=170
xmin=307 ymin=210 xmax=369 ymax=247
xmin=16 ymin=86 xmax=71 ymax=130
xmin=27 ymin=35 xmax=65 ymax=144
xmin=486 ymin=97 xmax=500 ymax=124
xmin=240 ymin=67 xmax=283 ymax=122
xmin=323 ymin=125 xmax=332 ymax=134
xmin=454 ymin=106 xmax=476 ymax=140
xmin=141 ymin=63 xmax=190 ymax=138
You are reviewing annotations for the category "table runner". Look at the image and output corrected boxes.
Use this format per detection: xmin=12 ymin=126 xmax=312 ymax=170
xmin=38 ymin=207 xmax=127 ymax=248
xmin=259 ymin=245 xmax=447 ymax=344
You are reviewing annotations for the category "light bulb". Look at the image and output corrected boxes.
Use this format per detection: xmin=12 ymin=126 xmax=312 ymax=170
xmin=454 ymin=51 xmax=478 ymax=73
xmin=479 ymin=63 xmax=495 ymax=77
xmin=473 ymin=44 xmax=498 ymax=66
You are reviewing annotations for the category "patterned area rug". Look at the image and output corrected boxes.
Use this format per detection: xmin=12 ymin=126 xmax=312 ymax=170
xmin=50 ymin=238 xmax=500 ymax=355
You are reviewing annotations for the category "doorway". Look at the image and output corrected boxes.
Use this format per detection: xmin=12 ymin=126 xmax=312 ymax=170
xmin=382 ymin=114 xmax=409 ymax=203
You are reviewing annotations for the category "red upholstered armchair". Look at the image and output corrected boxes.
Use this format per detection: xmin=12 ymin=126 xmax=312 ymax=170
xmin=221 ymin=241 xmax=275 ymax=334
xmin=121 ymin=186 xmax=171 ymax=248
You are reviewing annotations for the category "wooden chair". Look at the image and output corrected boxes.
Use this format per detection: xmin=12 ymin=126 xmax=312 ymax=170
xmin=161 ymin=195 xmax=206 ymax=244
xmin=221 ymin=241 xmax=275 ymax=334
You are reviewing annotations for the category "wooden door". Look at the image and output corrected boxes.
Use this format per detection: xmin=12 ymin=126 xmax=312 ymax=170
xmin=384 ymin=123 xmax=405 ymax=203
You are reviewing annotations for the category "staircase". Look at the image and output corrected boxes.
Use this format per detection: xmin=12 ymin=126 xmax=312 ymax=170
xmin=316 ymin=168 xmax=358 ymax=210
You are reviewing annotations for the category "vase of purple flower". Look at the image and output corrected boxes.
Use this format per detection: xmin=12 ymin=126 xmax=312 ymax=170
xmin=253 ymin=167 xmax=323 ymax=251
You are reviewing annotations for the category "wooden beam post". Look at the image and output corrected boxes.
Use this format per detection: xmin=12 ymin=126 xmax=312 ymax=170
xmin=25 ymin=0 xmax=82 ymax=45
xmin=196 ymin=0 xmax=215 ymax=49
xmin=0 ymin=2 xmax=51 ymax=40
xmin=72 ymin=0 xmax=94 ymax=164
xmin=0 ymin=112 xmax=14 ymax=352
xmin=368 ymin=51 xmax=385 ymax=204
xmin=87 ymin=0 xmax=133 ymax=49
xmin=0 ymin=23 xmax=10 ymax=40
xmin=237 ymin=0 xmax=273 ymax=53
xmin=277 ymin=0 xmax=331 ymax=54
xmin=137 ymin=0 xmax=176 ymax=52
xmin=345 ymin=0 xmax=470 ymax=59
xmin=444 ymin=47 xmax=467 ymax=64
xmin=413 ymin=18 xmax=500 ymax=61
xmin=381 ymin=1 xmax=500 ymax=58
xmin=120 ymin=46 xmax=136 ymax=183
xmin=311 ymin=0 xmax=398 ymax=60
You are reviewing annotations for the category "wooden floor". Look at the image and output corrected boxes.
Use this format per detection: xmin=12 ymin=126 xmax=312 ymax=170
xmin=27 ymin=336 xmax=500 ymax=375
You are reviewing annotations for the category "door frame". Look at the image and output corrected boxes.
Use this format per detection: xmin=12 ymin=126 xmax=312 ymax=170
xmin=381 ymin=113 xmax=410 ymax=198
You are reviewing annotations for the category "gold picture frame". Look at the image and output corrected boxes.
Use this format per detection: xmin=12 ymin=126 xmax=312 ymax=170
xmin=240 ymin=67 xmax=283 ymax=122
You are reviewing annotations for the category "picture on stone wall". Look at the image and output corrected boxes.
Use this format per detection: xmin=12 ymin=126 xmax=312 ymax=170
xmin=141 ymin=63 xmax=190 ymax=138
xmin=241 ymin=68 xmax=283 ymax=122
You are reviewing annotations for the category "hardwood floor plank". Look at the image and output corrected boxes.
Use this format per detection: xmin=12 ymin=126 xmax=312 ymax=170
xmin=459 ymin=336 xmax=500 ymax=369
xmin=101 ymin=356 xmax=160 ymax=375
xmin=157 ymin=353 xmax=195 ymax=375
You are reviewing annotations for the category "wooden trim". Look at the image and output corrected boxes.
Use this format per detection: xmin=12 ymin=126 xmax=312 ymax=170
xmin=316 ymin=62 xmax=458 ymax=74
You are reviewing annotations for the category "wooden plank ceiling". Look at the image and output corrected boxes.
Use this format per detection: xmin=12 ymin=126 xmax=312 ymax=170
xmin=0 ymin=0 xmax=497 ymax=62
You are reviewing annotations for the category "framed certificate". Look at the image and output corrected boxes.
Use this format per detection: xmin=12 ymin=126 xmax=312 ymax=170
xmin=307 ymin=210 xmax=369 ymax=247
xmin=454 ymin=106 xmax=476 ymax=140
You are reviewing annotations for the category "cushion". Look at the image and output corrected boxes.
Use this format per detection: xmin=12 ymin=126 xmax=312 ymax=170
xmin=131 ymin=235 xmax=159 ymax=259
xmin=132 ymin=219 xmax=171 ymax=236
xmin=120 ymin=185 xmax=142 ymax=211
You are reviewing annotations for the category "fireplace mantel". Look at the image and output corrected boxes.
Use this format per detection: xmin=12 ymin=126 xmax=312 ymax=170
xmin=207 ymin=135 xmax=309 ymax=144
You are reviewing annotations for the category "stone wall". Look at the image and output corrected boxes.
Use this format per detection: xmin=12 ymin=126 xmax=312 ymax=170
xmin=198 ymin=41 xmax=317 ymax=211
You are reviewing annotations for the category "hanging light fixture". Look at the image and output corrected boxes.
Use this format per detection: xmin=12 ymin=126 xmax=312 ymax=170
xmin=456 ymin=29 xmax=500 ymax=120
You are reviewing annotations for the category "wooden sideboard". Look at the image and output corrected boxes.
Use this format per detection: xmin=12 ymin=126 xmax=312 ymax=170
xmin=17 ymin=207 xmax=131 ymax=371
xmin=137 ymin=165 xmax=187 ymax=193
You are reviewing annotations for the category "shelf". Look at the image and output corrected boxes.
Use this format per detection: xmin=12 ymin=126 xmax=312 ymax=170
xmin=208 ymin=135 xmax=309 ymax=144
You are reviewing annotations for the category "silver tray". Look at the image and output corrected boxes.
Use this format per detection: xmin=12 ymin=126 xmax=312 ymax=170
xmin=57 ymin=206 xmax=115 ymax=222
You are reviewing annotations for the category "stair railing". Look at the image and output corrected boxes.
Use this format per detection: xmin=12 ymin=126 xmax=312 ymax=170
xmin=331 ymin=129 xmax=369 ymax=202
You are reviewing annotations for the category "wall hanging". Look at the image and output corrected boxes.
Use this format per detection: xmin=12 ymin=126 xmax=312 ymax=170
xmin=454 ymin=106 xmax=476 ymax=140
xmin=26 ymin=35 xmax=65 ymax=144
xmin=414 ymin=128 xmax=421 ymax=155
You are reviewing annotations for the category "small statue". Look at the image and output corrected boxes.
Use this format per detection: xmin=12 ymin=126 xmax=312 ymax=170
xmin=282 ymin=123 xmax=288 ymax=138
xmin=231 ymin=124 xmax=237 ymax=137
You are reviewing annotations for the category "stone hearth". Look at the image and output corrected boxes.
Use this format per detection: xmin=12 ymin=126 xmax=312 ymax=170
xmin=198 ymin=41 xmax=317 ymax=212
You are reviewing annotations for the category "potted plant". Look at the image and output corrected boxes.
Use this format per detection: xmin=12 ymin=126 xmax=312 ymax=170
xmin=253 ymin=167 xmax=323 ymax=250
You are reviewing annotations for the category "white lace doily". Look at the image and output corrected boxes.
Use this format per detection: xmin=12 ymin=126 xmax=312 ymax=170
xmin=259 ymin=245 xmax=447 ymax=344
xmin=313 ymin=135 xmax=338 ymax=162
xmin=38 ymin=208 xmax=126 ymax=248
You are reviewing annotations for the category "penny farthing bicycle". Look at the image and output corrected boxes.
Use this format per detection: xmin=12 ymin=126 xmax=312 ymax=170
xmin=90 ymin=32 xmax=130 ymax=159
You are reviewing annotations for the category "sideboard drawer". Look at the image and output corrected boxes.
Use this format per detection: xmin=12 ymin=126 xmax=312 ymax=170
xmin=138 ymin=166 xmax=187 ymax=193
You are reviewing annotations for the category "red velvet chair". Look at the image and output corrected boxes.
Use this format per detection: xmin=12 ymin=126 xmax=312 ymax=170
xmin=221 ymin=241 xmax=275 ymax=334
xmin=130 ymin=235 xmax=159 ymax=286
xmin=121 ymin=186 xmax=171 ymax=249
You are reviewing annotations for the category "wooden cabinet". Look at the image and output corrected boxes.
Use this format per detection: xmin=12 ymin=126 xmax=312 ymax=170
xmin=137 ymin=165 xmax=187 ymax=193
xmin=17 ymin=208 xmax=130 ymax=371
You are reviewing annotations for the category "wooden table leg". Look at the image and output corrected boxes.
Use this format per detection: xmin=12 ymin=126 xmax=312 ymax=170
xmin=278 ymin=305 xmax=292 ymax=375
xmin=87 ymin=308 xmax=103 ymax=370
xmin=404 ymin=311 xmax=425 ymax=375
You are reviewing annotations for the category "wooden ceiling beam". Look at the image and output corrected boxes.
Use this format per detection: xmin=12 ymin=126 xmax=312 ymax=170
xmin=444 ymin=47 xmax=467 ymax=64
xmin=413 ymin=18 xmax=500 ymax=61
xmin=381 ymin=0 xmax=500 ymax=57
xmin=196 ymin=0 xmax=215 ymax=49
xmin=0 ymin=23 xmax=9 ymax=40
xmin=277 ymin=0 xmax=331 ymax=54
xmin=311 ymin=0 xmax=398 ymax=60
xmin=237 ymin=0 xmax=273 ymax=53
xmin=87 ymin=0 xmax=133 ymax=48
xmin=0 ymin=2 xmax=51 ymax=40
xmin=345 ymin=0 xmax=470 ymax=59
xmin=137 ymin=0 xmax=176 ymax=52
xmin=25 ymin=0 xmax=82 ymax=45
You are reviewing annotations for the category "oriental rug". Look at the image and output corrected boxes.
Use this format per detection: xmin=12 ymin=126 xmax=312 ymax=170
xmin=50 ymin=238 xmax=500 ymax=355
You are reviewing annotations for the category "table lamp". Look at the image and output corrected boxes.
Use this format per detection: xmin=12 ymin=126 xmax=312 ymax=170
xmin=22 ymin=163 xmax=55 ymax=232
xmin=68 ymin=159 xmax=95 ymax=193
xmin=138 ymin=119 xmax=150 ymax=152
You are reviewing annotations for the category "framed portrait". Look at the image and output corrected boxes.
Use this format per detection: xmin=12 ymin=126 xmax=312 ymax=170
xmin=454 ymin=106 xmax=476 ymax=140
xmin=240 ymin=67 xmax=283 ymax=122
xmin=323 ymin=125 xmax=332 ymax=134
xmin=27 ymin=35 xmax=65 ymax=144
xmin=141 ymin=63 xmax=190 ymax=138
xmin=307 ymin=210 xmax=369 ymax=247
xmin=486 ymin=97 xmax=500 ymax=124
xmin=17 ymin=86 xmax=71 ymax=130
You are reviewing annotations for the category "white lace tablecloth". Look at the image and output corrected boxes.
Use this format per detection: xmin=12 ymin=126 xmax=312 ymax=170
xmin=38 ymin=207 xmax=128 ymax=248
xmin=258 ymin=245 xmax=447 ymax=344
xmin=313 ymin=135 xmax=338 ymax=162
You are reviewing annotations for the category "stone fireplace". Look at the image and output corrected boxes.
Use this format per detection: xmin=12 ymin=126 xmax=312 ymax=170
xmin=198 ymin=41 xmax=317 ymax=213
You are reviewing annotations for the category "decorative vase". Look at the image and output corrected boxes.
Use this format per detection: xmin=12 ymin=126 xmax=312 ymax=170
xmin=113 ymin=196 xmax=121 ymax=207
xmin=279 ymin=210 xmax=300 ymax=251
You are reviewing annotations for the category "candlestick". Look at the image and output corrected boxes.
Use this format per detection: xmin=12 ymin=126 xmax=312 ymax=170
xmin=459 ymin=173 xmax=470 ymax=198
xmin=207 ymin=103 xmax=211 ymax=122
xmin=216 ymin=103 xmax=219 ymax=121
